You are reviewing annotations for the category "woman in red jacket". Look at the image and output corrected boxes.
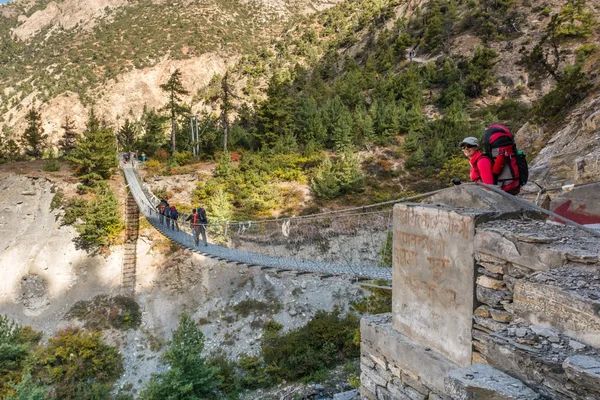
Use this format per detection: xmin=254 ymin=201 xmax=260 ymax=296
xmin=460 ymin=137 xmax=495 ymax=185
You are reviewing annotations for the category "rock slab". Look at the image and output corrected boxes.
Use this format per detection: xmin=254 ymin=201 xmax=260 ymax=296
xmin=444 ymin=363 xmax=540 ymax=400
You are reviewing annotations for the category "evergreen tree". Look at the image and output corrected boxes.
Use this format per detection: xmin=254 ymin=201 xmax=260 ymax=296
xmin=423 ymin=1 xmax=444 ymax=54
xmin=75 ymin=185 xmax=124 ymax=249
xmin=21 ymin=107 xmax=47 ymax=159
xmin=140 ymin=313 xmax=220 ymax=400
xmin=139 ymin=106 xmax=167 ymax=156
xmin=117 ymin=118 xmax=137 ymax=151
xmin=58 ymin=116 xmax=78 ymax=157
xmin=294 ymin=96 xmax=326 ymax=146
xmin=256 ymin=77 xmax=295 ymax=147
xmin=67 ymin=110 xmax=117 ymax=188
xmin=160 ymin=69 xmax=189 ymax=155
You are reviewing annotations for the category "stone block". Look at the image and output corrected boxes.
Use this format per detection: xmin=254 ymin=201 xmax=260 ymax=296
xmin=472 ymin=352 xmax=487 ymax=364
xmin=387 ymin=381 xmax=411 ymax=400
xmin=513 ymin=280 xmax=600 ymax=348
xmin=506 ymin=263 xmax=534 ymax=279
xmin=476 ymin=275 xmax=505 ymax=290
xmin=563 ymin=355 xmax=600 ymax=394
xmin=388 ymin=362 xmax=402 ymax=378
xmin=475 ymin=230 xmax=564 ymax=272
xmin=472 ymin=340 xmax=487 ymax=355
xmin=393 ymin=204 xmax=479 ymax=367
xmin=474 ymin=306 xmax=490 ymax=318
xmin=444 ymin=363 xmax=540 ymax=399
xmin=473 ymin=315 xmax=507 ymax=332
xmin=401 ymin=371 xmax=430 ymax=395
xmin=423 ymin=185 xmax=531 ymax=214
xmin=477 ymin=267 xmax=502 ymax=279
xmin=476 ymin=286 xmax=512 ymax=308
xmin=360 ymin=385 xmax=377 ymax=400
xmin=377 ymin=386 xmax=394 ymax=400
xmin=490 ymin=309 xmax=513 ymax=323
xmin=362 ymin=363 xmax=389 ymax=388
xmin=362 ymin=354 xmax=376 ymax=369
xmin=361 ymin=371 xmax=379 ymax=397
xmin=362 ymin=315 xmax=457 ymax=395
xmin=404 ymin=385 xmax=428 ymax=400
xmin=333 ymin=389 xmax=360 ymax=400
xmin=478 ymin=261 xmax=505 ymax=275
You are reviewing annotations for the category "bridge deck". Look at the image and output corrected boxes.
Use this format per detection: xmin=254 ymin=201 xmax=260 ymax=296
xmin=121 ymin=163 xmax=392 ymax=281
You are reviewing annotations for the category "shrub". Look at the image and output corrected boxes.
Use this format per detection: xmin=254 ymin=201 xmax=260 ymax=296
xmin=261 ymin=307 xmax=360 ymax=381
xmin=144 ymin=159 xmax=163 ymax=175
xmin=33 ymin=328 xmax=123 ymax=400
xmin=65 ymin=295 xmax=142 ymax=330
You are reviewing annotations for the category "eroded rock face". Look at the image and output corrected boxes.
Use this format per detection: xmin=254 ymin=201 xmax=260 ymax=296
xmin=12 ymin=0 xmax=128 ymax=41
xmin=524 ymin=94 xmax=600 ymax=187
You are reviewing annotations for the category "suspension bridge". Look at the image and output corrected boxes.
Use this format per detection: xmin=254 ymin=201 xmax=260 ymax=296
xmin=121 ymin=162 xmax=394 ymax=281
xmin=121 ymin=161 xmax=600 ymax=284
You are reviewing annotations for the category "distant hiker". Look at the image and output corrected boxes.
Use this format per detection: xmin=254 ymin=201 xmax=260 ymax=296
xmin=186 ymin=207 xmax=208 ymax=246
xmin=409 ymin=48 xmax=414 ymax=62
xmin=141 ymin=153 xmax=146 ymax=162
xmin=460 ymin=137 xmax=495 ymax=185
xmin=123 ymin=152 xmax=129 ymax=163
xmin=158 ymin=199 xmax=169 ymax=225
xmin=169 ymin=205 xmax=179 ymax=231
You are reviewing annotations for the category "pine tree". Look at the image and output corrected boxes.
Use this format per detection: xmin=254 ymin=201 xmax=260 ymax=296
xmin=21 ymin=107 xmax=47 ymax=159
xmin=67 ymin=110 xmax=117 ymax=188
xmin=139 ymin=106 xmax=167 ymax=156
xmin=58 ymin=116 xmax=78 ymax=157
xmin=117 ymin=118 xmax=137 ymax=151
xmin=139 ymin=313 xmax=220 ymax=400
xmin=160 ymin=69 xmax=189 ymax=155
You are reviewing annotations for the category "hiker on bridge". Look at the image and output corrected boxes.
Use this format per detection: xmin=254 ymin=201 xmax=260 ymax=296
xmin=158 ymin=199 xmax=169 ymax=225
xmin=169 ymin=205 xmax=180 ymax=231
xmin=186 ymin=207 xmax=208 ymax=246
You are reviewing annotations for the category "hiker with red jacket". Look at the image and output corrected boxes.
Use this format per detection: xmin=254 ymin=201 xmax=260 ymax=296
xmin=459 ymin=137 xmax=495 ymax=185
xmin=158 ymin=199 xmax=169 ymax=225
xmin=185 ymin=207 xmax=208 ymax=246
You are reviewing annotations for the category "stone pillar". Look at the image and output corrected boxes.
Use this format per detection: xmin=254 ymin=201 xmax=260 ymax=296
xmin=392 ymin=204 xmax=477 ymax=367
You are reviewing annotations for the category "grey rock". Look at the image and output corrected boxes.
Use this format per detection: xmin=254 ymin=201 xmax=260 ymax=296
xmin=563 ymin=355 xmax=600 ymax=393
xmin=569 ymin=339 xmax=587 ymax=350
xmin=333 ymin=389 xmax=360 ymax=400
xmin=444 ymin=363 xmax=540 ymax=399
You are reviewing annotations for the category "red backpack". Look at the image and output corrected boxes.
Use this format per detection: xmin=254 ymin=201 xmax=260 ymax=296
xmin=482 ymin=124 xmax=527 ymax=195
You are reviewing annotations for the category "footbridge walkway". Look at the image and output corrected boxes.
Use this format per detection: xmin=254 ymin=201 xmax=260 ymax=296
xmin=121 ymin=163 xmax=394 ymax=281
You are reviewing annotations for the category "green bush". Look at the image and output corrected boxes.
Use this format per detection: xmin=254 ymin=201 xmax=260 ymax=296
xmin=0 ymin=316 xmax=42 ymax=399
xmin=261 ymin=307 xmax=360 ymax=381
xmin=33 ymin=328 xmax=123 ymax=400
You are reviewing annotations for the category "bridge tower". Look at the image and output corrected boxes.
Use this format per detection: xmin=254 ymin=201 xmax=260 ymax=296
xmin=122 ymin=190 xmax=139 ymax=294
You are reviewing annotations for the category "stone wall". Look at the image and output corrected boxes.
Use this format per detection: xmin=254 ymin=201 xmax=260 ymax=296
xmin=360 ymin=187 xmax=600 ymax=399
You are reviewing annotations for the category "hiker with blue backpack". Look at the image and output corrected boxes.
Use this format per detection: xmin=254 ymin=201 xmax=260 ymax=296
xmin=169 ymin=205 xmax=179 ymax=231
xmin=185 ymin=207 xmax=208 ymax=246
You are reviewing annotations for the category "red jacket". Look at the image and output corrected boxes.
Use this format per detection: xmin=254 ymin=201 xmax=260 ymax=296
xmin=469 ymin=151 xmax=494 ymax=185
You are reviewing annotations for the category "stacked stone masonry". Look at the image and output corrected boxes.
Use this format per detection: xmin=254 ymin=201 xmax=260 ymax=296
xmin=472 ymin=219 xmax=600 ymax=399
xmin=361 ymin=195 xmax=600 ymax=400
